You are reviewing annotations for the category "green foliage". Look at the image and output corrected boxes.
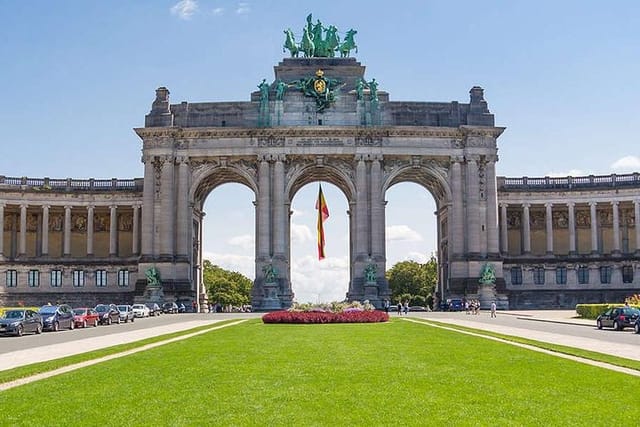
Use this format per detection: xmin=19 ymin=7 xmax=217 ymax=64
xmin=576 ymin=303 xmax=640 ymax=319
xmin=290 ymin=300 xmax=376 ymax=312
xmin=386 ymin=256 xmax=438 ymax=306
xmin=203 ymin=260 xmax=252 ymax=307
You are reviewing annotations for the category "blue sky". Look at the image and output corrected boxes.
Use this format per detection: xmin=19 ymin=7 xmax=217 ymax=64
xmin=1 ymin=1 xmax=639 ymax=302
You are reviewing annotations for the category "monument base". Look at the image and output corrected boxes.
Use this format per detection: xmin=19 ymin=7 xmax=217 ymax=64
xmin=261 ymin=283 xmax=281 ymax=310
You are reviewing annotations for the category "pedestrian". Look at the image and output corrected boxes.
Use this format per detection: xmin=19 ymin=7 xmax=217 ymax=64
xmin=490 ymin=301 xmax=497 ymax=318
xmin=403 ymin=301 xmax=409 ymax=315
xmin=192 ymin=300 xmax=197 ymax=313
xmin=397 ymin=302 xmax=402 ymax=315
xmin=384 ymin=299 xmax=390 ymax=313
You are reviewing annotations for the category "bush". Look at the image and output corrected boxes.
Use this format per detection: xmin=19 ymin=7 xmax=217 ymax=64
xmin=262 ymin=310 xmax=389 ymax=324
xmin=575 ymin=303 xmax=640 ymax=320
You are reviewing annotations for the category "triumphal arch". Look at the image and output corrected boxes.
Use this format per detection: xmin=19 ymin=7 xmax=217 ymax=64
xmin=135 ymin=17 xmax=505 ymax=310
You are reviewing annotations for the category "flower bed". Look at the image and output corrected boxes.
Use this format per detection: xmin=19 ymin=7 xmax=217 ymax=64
xmin=262 ymin=310 xmax=389 ymax=324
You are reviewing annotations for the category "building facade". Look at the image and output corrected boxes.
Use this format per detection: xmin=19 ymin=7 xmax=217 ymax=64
xmin=1 ymin=51 xmax=639 ymax=310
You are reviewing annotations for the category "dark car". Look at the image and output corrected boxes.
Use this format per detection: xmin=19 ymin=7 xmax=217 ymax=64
xmin=39 ymin=304 xmax=75 ymax=331
xmin=73 ymin=307 xmax=100 ymax=328
xmin=95 ymin=304 xmax=121 ymax=325
xmin=117 ymin=305 xmax=135 ymax=323
xmin=596 ymin=307 xmax=640 ymax=331
xmin=0 ymin=309 xmax=43 ymax=336
xmin=162 ymin=302 xmax=179 ymax=314
xmin=448 ymin=299 xmax=464 ymax=312
xmin=635 ymin=317 xmax=640 ymax=334
xmin=145 ymin=303 xmax=161 ymax=316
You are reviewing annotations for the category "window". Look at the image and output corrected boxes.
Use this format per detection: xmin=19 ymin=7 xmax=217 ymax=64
xmin=599 ymin=266 xmax=612 ymax=284
xmin=28 ymin=270 xmax=40 ymax=287
xmin=533 ymin=267 xmax=545 ymax=285
xmin=577 ymin=266 xmax=589 ymax=285
xmin=6 ymin=270 xmax=17 ymax=287
xmin=50 ymin=270 xmax=62 ymax=287
xmin=118 ymin=270 xmax=129 ymax=287
xmin=622 ymin=265 xmax=634 ymax=284
xmin=96 ymin=270 xmax=107 ymax=287
xmin=555 ymin=267 xmax=567 ymax=285
xmin=72 ymin=270 xmax=85 ymax=287
xmin=510 ymin=267 xmax=522 ymax=285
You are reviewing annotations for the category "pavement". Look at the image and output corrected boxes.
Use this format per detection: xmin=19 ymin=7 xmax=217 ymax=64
xmin=1 ymin=310 xmax=638 ymax=373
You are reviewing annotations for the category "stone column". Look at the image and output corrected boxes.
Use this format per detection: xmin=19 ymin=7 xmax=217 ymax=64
xmin=449 ymin=157 xmax=465 ymax=256
xmin=635 ymin=200 xmax=640 ymax=254
xmin=500 ymin=203 xmax=508 ymax=254
xmin=109 ymin=205 xmax=118 ymax=256
xmin=19 ymin=204 xmax=27 ymax=256
xmin=465 ymin=157 xmax=480 ymax=255
xmin=485 ymin=158 xmax=500 ymax=255
xmin=86 ymin=205 xmax=94 ymax=256
xmin=545 ymin=203 xmax=553 ymax=255
xmin=141 ymin=156 xmax=155 ymax=256
xmin=63 ymin=205 xmax=71 ymax=256
xmin=41 ymin=205 xmax=49 ymax=256
xmin=612 ymin=201 xmax=620 ymax=254
xmin=522 ymin=203 xmax=531 ymax=254
xmin=589 ymin=201 xmax=598 ymax=254
xmin=256 ymin=156 xmax=271 ymax=258
xmin=370 ymin=155 xmax=384 ymax=258
xmin=273 ymin=155 xmax=286 ymax=257
xmin=0 ymin=203 xmax=4 ymax=257
xmin=132 ymin=204 xmax=140 ymax=254
xmin=355 ymin=155 xmax=368 ymax=257
xmin=568 ymin=202 xmax=576 ymax=255
xmin=160 ymin=156 xmax=175 ymax=257
xmin=176 ymin=157 xmax=190 ymax=258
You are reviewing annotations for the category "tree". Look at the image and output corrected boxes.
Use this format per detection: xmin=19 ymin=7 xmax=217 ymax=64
xmin=203 ymin=260 xmax=252 ymax=307
xmin=386 ymin=256 xmax=438 ymax=307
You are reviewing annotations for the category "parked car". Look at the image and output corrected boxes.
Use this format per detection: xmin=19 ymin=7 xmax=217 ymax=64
xmin=95 ymin=304 xmax=121 ymax=325
xmin=409 ymin=306 xmax=429 ymax=312
xmin=73 ymin=307 xmax=100 ymax=328
xmin=132 ymin=304 xmax=150 ymax=318
xmin=596 ymin=307 xmax=640 ymax=331
xmin=39 ymin=304 xmax=75 ymax=331
xmin=145 ymin=303 xmax=161 ymax=316
xmin=635 ymin=317 xmax=640 ymax=334
xmin=117 ymin=305 xmax=135 ymax=323
xmin=0 ymin=309 xmax=43 ymax=336
xmin=448 ymin=299 xmax=464 ymax=312
xmin=162 ymin=302 xmax=179 ymax=314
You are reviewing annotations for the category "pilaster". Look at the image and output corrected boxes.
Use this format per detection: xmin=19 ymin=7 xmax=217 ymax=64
xmin=109 ymin=205 xmax=118 ymax=256
xmin=567 ymin=202 xmax=576 ymax=255
xmin=499 ymin=203 xmax=508 ymax=254
xmin=485 ymin=157 xmax=499 ymax=255
xmin=465 ymin=156 xmax=480 ymax=255
xmin=41 ymin=205 xmax=49 ymax=256
xmin=589 ymin=201 xmax=598 ymax=254
xmin=63 ymin=205 xmax=71 ymax=256
xmin=86 ymin=205 xmax=94 ymax=256
xmin=522 ymin=203 xmax=531 ymax=254
xmin=545 ymin=202 xmax=553 ymax=255
xmin=611 ymin=201 xmax=620 ymax=255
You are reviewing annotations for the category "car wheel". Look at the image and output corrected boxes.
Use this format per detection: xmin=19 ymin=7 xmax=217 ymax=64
xmin=53 ymin=321 xmax=59 ymax=332
xmin=635 ymin=323 xmax=640 ymax=334
xmin=107 ymin=317 xmax=112 ymax=325
xmin=613 ymin=320 xmax=621 ymax=331
xmin=69 ymin=320 xmax=74 ymax=330
xmin=596 ymin=320 xmax=602 ymax=330
xmin=117 ymin=317 xmax=121 ymax=324
xmin=83 ymin=320 xmax=87 ymax=328
xmin=16 ymin=325 xmax=24 ymax=337
xmin=131 ymin=317 xmax=134 ymax=323
xmin=36 ymin=323 xmax=42 ymax=334
xmin=93 ymin=319 xmax=98 ymax=327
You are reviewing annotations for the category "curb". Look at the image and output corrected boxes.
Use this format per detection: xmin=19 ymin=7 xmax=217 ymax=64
xmin=515 ymin=316 xmax=595 ymax=328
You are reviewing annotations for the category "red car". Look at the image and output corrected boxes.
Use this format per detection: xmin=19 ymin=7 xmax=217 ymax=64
xmin=73 ymin=307 xmax=100 ymax=328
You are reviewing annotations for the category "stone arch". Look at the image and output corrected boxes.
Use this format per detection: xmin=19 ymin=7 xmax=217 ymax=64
xmin=190 ymin=160 xmax=258 ymax=209
xmin=285 ymin=157 xmax=356 ymax=203
xmin=382 ymin=159 xmax=452 ymax=207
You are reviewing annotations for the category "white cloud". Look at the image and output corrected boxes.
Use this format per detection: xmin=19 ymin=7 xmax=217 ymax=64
xmin=290 ymin=223 xmax=314 ymax=244
xmin=386 ymin=225 xmax=423 ymax=242
xmin=290 ymin=255 xmax=350 ymax=303
xmin=546 ymin=169 xmax=587 ymax=177
xmin=212 ymin=7 xmax=224 ymax=16
xmin=236 ymin=2 xmax=250 ymax=14
xmin=171 ymin=0 xmax=198 ymax=20
xmin=227 ymin=234 xmax=254 ymax=251
xmin=611 ymin=155 xmax=640 ymax=173
xmin=202 ymin=251 xmax=253 ymax=278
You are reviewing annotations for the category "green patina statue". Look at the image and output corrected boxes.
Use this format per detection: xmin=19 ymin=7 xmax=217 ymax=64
xmin=293 ymin=69 xmax=343 ymax=112
xmin=479 ymin=263 xmax=496 ymax=286
xmin=274 ymin=79 xmax=288 ymax=101
xmin=367 ymin=78 xmax=379 ymax=103
xmin=258 ymin=79 xmax=270 ymax=101
xmin=364 ymin=262 xmax=377 ymax=283
xmin=145 ymin=267 xmax=161 ymax=287
xmin=282 ymin=15 xmax=357 ymax=58
xmin=263 ymin=263 xmax=278 ymax=283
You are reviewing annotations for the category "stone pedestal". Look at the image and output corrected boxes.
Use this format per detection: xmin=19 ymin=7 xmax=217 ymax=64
xmin=478 ymin=284 xmax=496 ymax=310
xmin=364 ymin=281 xmax=379 ymax=303
xmin=261 ymin=282 xmax=281 ymax=310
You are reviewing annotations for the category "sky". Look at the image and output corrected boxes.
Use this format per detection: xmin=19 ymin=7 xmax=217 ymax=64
xmin=1 ymin=1 xmax=639 ymax=303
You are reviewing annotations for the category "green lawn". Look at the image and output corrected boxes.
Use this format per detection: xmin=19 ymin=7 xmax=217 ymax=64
xmin=2 ymin=318 xmax=638 ymax=426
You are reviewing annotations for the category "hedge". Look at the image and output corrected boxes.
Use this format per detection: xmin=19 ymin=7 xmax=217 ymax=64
xmin=575 ymin=304 xmax=640 ymax=320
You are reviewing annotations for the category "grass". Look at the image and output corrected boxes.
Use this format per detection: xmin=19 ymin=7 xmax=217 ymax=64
xmin=0 ymin=320 xmax=238 ymax=384
xmin=1 ymin=318 xmax=638 ymax=425
xmin=414 ymin=318 xmax=640 ymax=372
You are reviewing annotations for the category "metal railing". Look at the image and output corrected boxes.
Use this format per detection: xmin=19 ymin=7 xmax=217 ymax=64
xmin=498 ymin=173 xmax=640 ymax=191
xmin=0 ymin=176 xmax=144 ymax=192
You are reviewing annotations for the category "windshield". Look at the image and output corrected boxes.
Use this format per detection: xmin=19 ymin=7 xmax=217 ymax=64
xmin=133 ymin=305 xmax=144 ymax=309
xmin=39 ymin=307 xmax=57 ymax=315
xmin=3 ymin=310 xmax=25 ymax=319
xmin=73 ymin=309 xmax=87 ymax=315
xmin=95 ymin=305 xmax=108 ymax=312
xmin=117 ymin=305 xmax=128 ymax=311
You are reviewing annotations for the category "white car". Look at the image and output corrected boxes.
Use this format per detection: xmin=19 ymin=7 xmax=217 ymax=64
xmin=131 ymin=304 xmax=150 ymax=318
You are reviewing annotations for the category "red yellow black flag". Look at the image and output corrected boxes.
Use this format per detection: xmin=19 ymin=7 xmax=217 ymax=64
xmin=315 ymin=184 xmax=330 ymax=260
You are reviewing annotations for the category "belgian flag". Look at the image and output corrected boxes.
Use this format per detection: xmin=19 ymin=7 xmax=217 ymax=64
xmin=315 ymin=184 xmax=330 ymax=260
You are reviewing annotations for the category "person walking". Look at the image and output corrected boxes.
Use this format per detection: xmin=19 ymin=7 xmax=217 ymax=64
xmin=490 ymin=301 xmax=497 ymax=318
xmin=383 ymin=299 xmax=390 ymax=314
xmin=397 ymin=302 xmax=402 ymax=315
xmin=403 ymin=301 xmax=409 ymax=315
